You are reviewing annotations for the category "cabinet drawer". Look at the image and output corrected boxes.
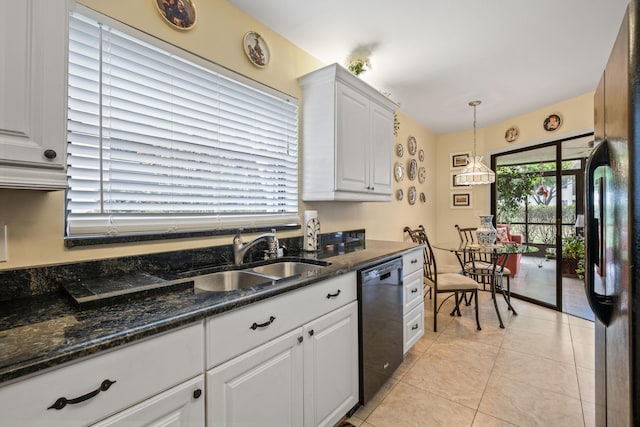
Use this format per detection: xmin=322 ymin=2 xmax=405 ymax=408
xmin=0 ymin=322 xmax=204 ymax=427
xmin=206 ymin=272 xmax=356 ymax=369
xmin=402 ymin=248 xmax=424 ymax=275
xmin=403 ymin=303 xmax=425 ymax=354
xmin=403 ymin=269 xmax=423 ymax=312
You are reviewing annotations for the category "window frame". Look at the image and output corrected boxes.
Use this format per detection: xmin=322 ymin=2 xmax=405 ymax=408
xmin=65 ymin=5 xmax=300 ymax=246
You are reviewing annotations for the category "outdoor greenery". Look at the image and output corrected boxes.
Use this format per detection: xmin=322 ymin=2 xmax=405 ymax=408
xmin=496 ymin=166 xmax=537 ymax=224
xmin=562 ymin=235 xmax=585 ymax=279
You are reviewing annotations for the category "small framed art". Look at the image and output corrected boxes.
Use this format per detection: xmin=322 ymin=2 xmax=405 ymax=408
xmin=450 ymin=192 xmax=472 ymax=209
xmin=543 ymin=113 xmax=562 ymax=132
xmin=155 ymin=0 xmax=197 ymax=30
xmin=450 ymin=172 xmax=470 ymax=189
xmin=450 ymin=151 xmax=471 ymax=170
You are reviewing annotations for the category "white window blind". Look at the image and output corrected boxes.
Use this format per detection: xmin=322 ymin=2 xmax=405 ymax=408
xmin=66 ymin=11 xmax=299 ymax=238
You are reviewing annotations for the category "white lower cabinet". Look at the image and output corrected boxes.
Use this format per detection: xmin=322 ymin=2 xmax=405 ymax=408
xmin=206 ymin=274 xmax=358 ymax=427
xmin=207 ymin=327 xmax=305 ymax=427
xmin=303 ymin=302 xmax=359 ymax=427
xmin=402 ymin=248 xmax=425 ymax=353
xmin=0 ymin=322 xmax=204 ymax=427
xmin=92 ymin=375 xmax=205 ymax=426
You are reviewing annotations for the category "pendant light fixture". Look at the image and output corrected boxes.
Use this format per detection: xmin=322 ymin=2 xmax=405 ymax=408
xmin=455 ymin=100 xmax=496 ymax=186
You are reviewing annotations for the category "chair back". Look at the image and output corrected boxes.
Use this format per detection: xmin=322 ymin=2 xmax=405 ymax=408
xmin=403 ymin=225 xmax=435 ymax=281
xmin=455 ymin=224 xmax=477 ymax=244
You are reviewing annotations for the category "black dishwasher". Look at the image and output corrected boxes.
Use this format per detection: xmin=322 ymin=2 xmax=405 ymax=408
xmin=357 ymin=257 xmax=404 ymax=404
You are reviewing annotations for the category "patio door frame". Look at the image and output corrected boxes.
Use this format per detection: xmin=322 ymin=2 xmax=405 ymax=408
xmin=489 ymin=132 xmax=592 ymax=311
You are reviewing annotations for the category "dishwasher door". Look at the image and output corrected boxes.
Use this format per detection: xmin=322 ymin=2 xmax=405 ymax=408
xmin=358 ymin=258 xmax=404 ymax=404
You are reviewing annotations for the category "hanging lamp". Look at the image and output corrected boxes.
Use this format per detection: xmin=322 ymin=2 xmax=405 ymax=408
xmin=455 ymin=100 xmax=496 ymax=185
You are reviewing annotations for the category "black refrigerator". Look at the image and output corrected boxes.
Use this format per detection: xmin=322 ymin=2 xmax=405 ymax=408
xmin=586 ymin=1 xmax=640 ymax=425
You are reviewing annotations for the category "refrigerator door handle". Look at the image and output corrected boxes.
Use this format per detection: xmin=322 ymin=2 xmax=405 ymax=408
xmin=585 ymin=140 xmax=613 ymax=325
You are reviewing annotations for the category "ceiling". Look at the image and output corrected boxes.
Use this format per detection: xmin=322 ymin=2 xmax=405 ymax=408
xmin=229 ymin=0 xmax=629 ymax=134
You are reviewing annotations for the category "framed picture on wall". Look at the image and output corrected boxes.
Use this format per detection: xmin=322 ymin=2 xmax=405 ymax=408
xmin=450 ymin=172 xmax=470 ymax=189
xmin=450 ymin=192 xmax=472 ymax=209
xmin=450 ymin=151 xmax=471 ymax=170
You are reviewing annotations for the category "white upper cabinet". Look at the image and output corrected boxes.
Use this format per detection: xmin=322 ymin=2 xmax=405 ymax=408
xmin=0 ymin=0 xmax=68 ymax=189
xmin=299 ymin=64 xmax=396 ymax=201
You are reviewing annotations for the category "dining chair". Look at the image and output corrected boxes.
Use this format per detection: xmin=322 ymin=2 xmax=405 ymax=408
xmin=404 ymin=225 xmax=462 ymax=300
xmin=420 ymin=229 xmax=481 ymax=332
xmin=454 ymin=224 xmax=512 ymax=306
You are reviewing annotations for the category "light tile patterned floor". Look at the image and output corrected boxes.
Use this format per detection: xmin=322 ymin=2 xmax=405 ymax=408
xmin=345 ymin=291 xmax=595 ymax=427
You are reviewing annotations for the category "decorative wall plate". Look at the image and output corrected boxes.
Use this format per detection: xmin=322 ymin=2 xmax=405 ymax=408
xmin=505 ymin=126 xmax=519 ymax=142
xmin=420 ymin=192 xmax=426 ymax=203
xmin=408 ymin=186 xmax=417 ymax=205
xmin=543 ymin=113 xmax=562 ymax=132
xmin=407 ymin=136 xmax=417 ymax=155
xmin=408 ymin=159 xmax=418 ymax=181
xmin=396 ymin=143 xmax=404 ymax=157
xmin=418 ymin=166 xmax=426 ymax=183
xmin=394 ymin=161 xmax=404 ymax=182
xmin=418 ymin=149 xmax=424 ymax=162
xmin=155 ymin=0 xmax=198 ymax=30
xmin=243 ymin=31 xmax=270 ymax=68
xmin=396 ymin=188 xmax=404 ymax=200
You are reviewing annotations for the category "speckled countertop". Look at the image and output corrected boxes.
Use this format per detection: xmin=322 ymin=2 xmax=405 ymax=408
xmin=0 ymin=240 xmax=419 ymax=385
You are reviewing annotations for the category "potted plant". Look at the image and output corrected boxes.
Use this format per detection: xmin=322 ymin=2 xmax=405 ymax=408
xmin=562 ymin=235 xmax=585 ymax=279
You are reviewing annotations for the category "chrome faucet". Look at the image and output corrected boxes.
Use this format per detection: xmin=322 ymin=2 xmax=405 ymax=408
xmin=232 ymin=229 xmax=279 ymax=265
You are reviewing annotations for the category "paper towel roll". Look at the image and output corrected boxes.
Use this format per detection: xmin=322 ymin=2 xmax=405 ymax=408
xmin=303 ymin=210 xmax=320 ymax=251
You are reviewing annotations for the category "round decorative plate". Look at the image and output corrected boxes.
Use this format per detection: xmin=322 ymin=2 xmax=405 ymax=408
xmin=543 ymin=113 xmax=562 ymax=132
xmin=155 ymin=0 xmax=198 ymax=30
xmin=396 ymin=143 xmax=404 ymax=157
xmin=420 ymin=192 xmax=426 ymax=203
xmin=243 ymin=31 xmax=270 ymax=68
xmin=407 ymin=136 xmax=417 ymax=155
xmin=418 ymin=166 xmax=426 ymax=183
xmin=396 ymin=188 xmax=404 ymax=201
xmin=408 ymin=159 xmax=418 ymax=181
xmin=505 ymin=126 xmax=519 ymax=142
xmin=408 ymin=186 xmax=417 ymax=205
xmin=394 ymin=161 xmax=404 ymax=182
xmin=418 ymin=149 xmax=424 ymax=162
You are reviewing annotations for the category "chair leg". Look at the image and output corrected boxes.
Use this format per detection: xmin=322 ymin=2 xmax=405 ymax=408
xmin=433 ymin=292 xmax=438 ymax=332
xmin=474 ymin=289 xmax=481 ymax=331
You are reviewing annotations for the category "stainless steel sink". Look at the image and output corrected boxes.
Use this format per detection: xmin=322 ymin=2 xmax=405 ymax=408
xmin=251 ymin=261 xmax=327 ymax=279
xmin=193 ymin=270 xmax=273 ymax=293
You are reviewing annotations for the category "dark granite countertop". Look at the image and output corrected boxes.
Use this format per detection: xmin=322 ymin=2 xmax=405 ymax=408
xmin=0 ymin=240 xmax=420 ymax=385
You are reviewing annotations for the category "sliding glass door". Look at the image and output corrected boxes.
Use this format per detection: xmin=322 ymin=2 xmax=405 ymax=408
xmin=491 ymin=134 xmax=594 ymax=319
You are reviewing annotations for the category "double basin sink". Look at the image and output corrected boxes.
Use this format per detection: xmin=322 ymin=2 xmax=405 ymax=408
xmin=190 ymin=259 xmax=330 ymax=293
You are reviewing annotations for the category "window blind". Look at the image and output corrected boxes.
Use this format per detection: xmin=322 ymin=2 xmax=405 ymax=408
xmin=66 ymin=11 xmax=299 ymax=237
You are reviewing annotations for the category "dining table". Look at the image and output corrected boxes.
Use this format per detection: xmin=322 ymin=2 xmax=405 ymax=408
xmin=432 ymin=241 xmax=539 ymax=328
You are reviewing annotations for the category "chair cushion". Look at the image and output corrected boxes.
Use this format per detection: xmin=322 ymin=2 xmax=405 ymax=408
xmin=436 ymin=273 xmax=480 ymax=291
xmin=438 ymin=263 xmax=462 ymax=274
xmin=464 ymin=263 xmax=511 ymax=276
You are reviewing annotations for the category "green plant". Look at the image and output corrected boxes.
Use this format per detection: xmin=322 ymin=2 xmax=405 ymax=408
xmin=496 ymin=166 xmax=537 ymax=224
xmin=562 ymin=235 xmax=585 ymax=279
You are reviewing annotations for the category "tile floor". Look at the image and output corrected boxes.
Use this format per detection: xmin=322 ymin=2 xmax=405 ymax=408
xmin=345 ymin=291 xmax=595 ymax=427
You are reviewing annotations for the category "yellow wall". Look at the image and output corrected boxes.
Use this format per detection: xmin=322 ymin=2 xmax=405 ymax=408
xmin=433 ymin=93 xmax=595 ymax=254
xmin=0 ymin=0 xmax=437 ymax=269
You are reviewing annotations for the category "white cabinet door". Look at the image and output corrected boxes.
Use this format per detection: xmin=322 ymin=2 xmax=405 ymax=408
xmin=207 ymin=328 xmax=304 ymax=427
xmin=0 ymin=0 xmax=68 ymax=189
xmin=369 ymin=102 xmax=394 ymax=195
xmin=92 ymin=376 xmax=205 ymax=427
xmin=335 ymin=83 xmax=369 ymax=193
xmin=303 ymin=301 xmax=359 ymax=427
